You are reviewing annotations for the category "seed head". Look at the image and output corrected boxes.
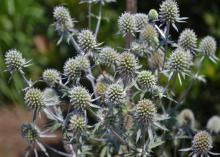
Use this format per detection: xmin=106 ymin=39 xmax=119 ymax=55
xmin=178 ymin=29 xmax=197 ymax=53
xmin=43 ymin=69 xmax=61 ymax=86
xmin=68 ymin=114 xmax=87 ymax=134
xmin=137 ymin=70 xmax=157 ymax=90
xmin=25 ymin=88 xmax=45 ymax=109
xmin=53 ymin=6 xmax=74 ymax=32
xmin=140 ymin=24 xmax=158 ymax=45
xmin=199 ymin=36 xmax=217 ymax=56
xmin=74 ymin=55 xmax=90 ymax=71
xmin=105 ymin=84 xmax=126 ymax=106
xmin=135 ymin=99 xmax=157 ymax=123
xmin=134 ymin=13 xmax=148 ymax=31
xmin=117 ymin=52 xmax=138 ymax=77
xmin=159 ymin=0 xmax=180 ymax=23
xmin=118 ymin=12 xmax=136 ymax=36
xmin=167 ymin=48 xmax=192 ymax=72
xmin=148 ymin=50 xmax=164 ymax=70
xmin=77 ymin=30 xmax=97 ymax=52
xmin=192 ymin=131 xmax=213 ymax=156
xmin=178 ymin=108 xmax=195 ymax=128
xmin=99 ymin=47 xmax=119 ymax=65
xmin=21 ymin=123 xmax=38 ymax=143
xmin=206 ymin=116 xmax=220 ymax=134
xmin=69 ymin=86 xmax=92 ymax=110
xmin=64 ymin=58 xmax=81 ymax=81
xmin=148 ymin=9 xmax=159 ymax=21
xmin=4 ymin=49 xmax=26 ymax=73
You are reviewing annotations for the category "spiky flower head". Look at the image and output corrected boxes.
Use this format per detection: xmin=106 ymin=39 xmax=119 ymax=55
xmin=134 ymin=13 xmax=148 ymax=31
xmin=43 ymin=69 xmax=61 ymax=87
xmin=68 ymin=114 xmax=87 ymax=134
xmin=178 ymin=109 xmax=195 ymax=128
xmin=199 ymin=36 xmax=217 ymax=56
xmin=140 ymin=24 xmax=158 ymax=45
xmin=74 ymin=55 xmax=90 ymax=71
xmin=206 ymin=116 xmax=220 ymax=134
xmin=192 ymin=131 xmax=213 ymax=156
xmin=53 ymin=6 xmax=74 ymax=32
xmin=21 ymin=124 xmax=38 ymax=143
xmin=148 ymin=50 xmax=164 ymax=70
xmin=25 ymin=88 xmax=45 ymax=109
xmin=117 ymin=52 xmax=139 ymax=77
xmin=96 ymin=73 xmax=114 ymax=96
xmin=69 ymin=86 xmax=92 ymax=110
xmin=130 ymin=42 xmax=148 ymax=56
xmin=118 ymin=12 xmax=136 ymax=36
xmin=148 ymin=9 xmax=159 ymax=21
xmin=4 ymin=49 xmax=26 ymax=73
xmin=96 ymin=82 xmax=108 ymax=96
xmin=178 ymin=29 xmax=197 ymax=53
xmin=98 ymin=47 xmax=118 ymax=65
xmin=167 ymin=48 xmax=192 ymax=72
xmin=137 ymin=70 xmax=157 ymax=90
xmin=159 ymin=0 xmax=180 ymax=23
xmin=77 ymin=30 xmax=97 ymax=52
xmin=135 ymin=99 xmax=157 ymax=123
xmin=64 ymin=58 xmax=81 ymax=81
xmin=105 ymin=84 xmax=126 ymax=106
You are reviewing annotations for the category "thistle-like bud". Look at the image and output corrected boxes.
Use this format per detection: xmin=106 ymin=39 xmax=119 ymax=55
xmin=21 ymin=123 xmax=38 ymax=143
xmin=140 ymin=24 xmax=158 ymax=45
xmin=43 ymin=69 xmax=61 ymax=86
xmin=178 ymin=109 xmax=195 ymax=128
xmin=130 ymin=42 xmax=148 ymax=56
xmin=137 ymin=70 xmax=157 ymax=90
xmin=135 ymin=99 xmax=156 ymax=123
xmin=199 ymin=36 xmax=217 ymax=56
xmin=178 ymin=29 xmax=197 ymax=53
xmin=74 ymin=55 xmax=90 ymax=71
xmin=68 ymin=114 xmax=87 ymax=134
xmin=206 ymin=116 xmax=220 ymax=134
xmin=77 ymin=30 xmax=97 ymax=52
xmin=99 ymin=47 xmax=119 ymax=65
xmin=105 ymin=84 xmax=126 ymax=106
xmin=134 ymin=13 xmax=148 ymax=31
xmin=148 ymin=50 xmax=164 ymax=70
xmin=4 ymin=49 xmax=26 ymax=73
xmin=159 ymin=0 xmax=180 ymax=23
xmin=192 ymin=131 xmax=213 ymax=156
xmin=25 ymin=88 xmax=45 ymax=109
xmin=69 ymin=86 xmax=92 ymax=110
xmin=118 ymin=12 xmax=136 ymax=36
xmin=167 ymin=48 xmax=192 ymax=72
xmin=64 ymin=58 xmax=81 ymax=81
xmin=148 ymin=9 xmax=159 ymax=21
xmin=53 ymin=6 xmax=74 ymax=32
xmin=117 ymin=52 xmax=138 ymax=77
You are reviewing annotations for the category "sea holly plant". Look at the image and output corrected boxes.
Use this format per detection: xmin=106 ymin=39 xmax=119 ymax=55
xmin=3 ymin=0 xmax=220 ymax=157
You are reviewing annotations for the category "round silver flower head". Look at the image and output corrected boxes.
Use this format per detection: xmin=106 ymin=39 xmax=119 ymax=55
xmin=68 ymin=114 xmax=87 ymax=135
xmin=199 ymin=36 xmax=217 ymax=56
xmin=4 ymin=49 xmax=26 ymax=73
xmin=206 ymin=115 xmax=220 ymax=134
xmin=21 ymin=123 xmax=38 ymax=143
xmin=159 ymin=0 xmax=180 ymax=23
xmin=77 ymin=29 xmax=97 ymax=52
xmin=25 ymin=88 xmax=45 ymax=110
xmin=105 ymin=84 xmax=126 ymax=106
xmin=178 ymin=108 xmax=195 ymax=128
xmin=178 ymin=28 xmax=197 ymax=53
xmin=137 ymin=70 xmax=157 ymax=90
xmin=64 ymin=58 xmax=82 ymax=81
xmin=74 ymin=55 xmax=90 ymax=71
xmin=140 ymin=24 xmax=159 ymax=45
xmin=42 ymin=69 xmax=61 ymax=87
xmin=130 ymin=41 xmax=148 ymax=56
xmin=53 ymin=6 xmax=74 ymax=32
xmin=134 ymin=13 xmax=148 ymax=31
xmin=69 ymin=86 xmax=92 ymax=110
xmin=117 ymin=52 xmax=139 ymax=77
xmin=118 ymin=12 xmax=136 ymax=36
xmin=99 ymin=47 xmax=119 ymax=65
xmin=148 ymin=9 xmax=159 ymax=21
xmin=148 ymin=49 xmax=164 ymax=70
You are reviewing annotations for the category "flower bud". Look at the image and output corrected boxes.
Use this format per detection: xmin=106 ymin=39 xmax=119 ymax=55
xmin=178 ymin=109 xmax=195 ymax=128
xmin=199 ymin=36 xmax=217 ymax=56
xmin=148 ymin=9 xmax=159 ymax=21
xmin=206 ymin=116 xmax=220 ymax=134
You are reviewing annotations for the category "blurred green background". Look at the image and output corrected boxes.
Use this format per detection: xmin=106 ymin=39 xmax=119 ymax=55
xmin=0 ymin=0 xmax=220 ymax=155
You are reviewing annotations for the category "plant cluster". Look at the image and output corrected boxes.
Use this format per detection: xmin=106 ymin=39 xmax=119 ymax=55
xmin=3 ymin=0 xmax=220 ymax=156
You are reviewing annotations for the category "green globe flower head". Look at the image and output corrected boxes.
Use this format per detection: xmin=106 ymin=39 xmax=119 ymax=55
xmin=206 ymin=116 xmax=220 ymax=134
xmin=43 ymin=69 xmax=61 ymax=87
xmin=148 ymin=9 xmax=159 ymax=21
xmin=178 ymin=108 xmax=195 ymax=128
xmin=140 ymin=24 xmax=159 ymax=46
xmin=199 ymin=36 xmax=217 ymax=56
xmin=118 ymin=12 xmax=136 ymax=36
xmin=99 ymin=47 xmax=119 ymax=65
xmin=64 ymin=58 xmax=82 ymax=81
xmin=137 ymin=70 xmax=157 ymax=90
xmin=25 ymin=88 xmax=45 ymax=110
xmin=74 ymin=55 xmax=90 ymax=71
xmin=68 ymin=114 xmax=87 ymax=135
xmin=21 ymin=123 xmax=39 ymax=143
xmin=134 ymin=13 xmax=148 ymax=31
